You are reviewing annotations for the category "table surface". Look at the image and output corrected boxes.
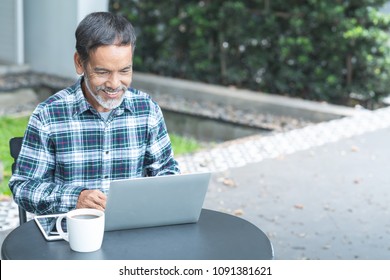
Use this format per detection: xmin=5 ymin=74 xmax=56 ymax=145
xmin=1 ymin=209 xmax=274 ymax=260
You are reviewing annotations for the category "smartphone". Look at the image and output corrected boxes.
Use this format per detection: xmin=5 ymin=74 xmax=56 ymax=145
xmin=34 ymin=214 xmax=63 ymax=241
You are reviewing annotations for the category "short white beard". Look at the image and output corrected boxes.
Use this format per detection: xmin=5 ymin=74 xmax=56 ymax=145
xmin=84 ymin=75 xmax=127 ymax=111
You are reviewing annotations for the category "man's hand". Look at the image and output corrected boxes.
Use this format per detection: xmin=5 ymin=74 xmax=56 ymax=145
xmin=76 ymin=190 xmax=107 ymax=211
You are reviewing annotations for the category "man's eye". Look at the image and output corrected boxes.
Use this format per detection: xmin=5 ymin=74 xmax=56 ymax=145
xmin=121 ymin=69 xmax=132 ymax=73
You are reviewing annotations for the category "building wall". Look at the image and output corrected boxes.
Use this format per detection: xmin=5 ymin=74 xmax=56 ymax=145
xmin=0 ymin=0 xmax=23 ymax=64
xmin=24 ymin=0 xmax=108 ymax=79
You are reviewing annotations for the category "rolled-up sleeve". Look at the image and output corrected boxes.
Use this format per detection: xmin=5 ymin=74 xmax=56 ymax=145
xmin=9 ymin=113 xmax=85 ymax=214
xmin=143 ymin=100 xmax=180 ymax=176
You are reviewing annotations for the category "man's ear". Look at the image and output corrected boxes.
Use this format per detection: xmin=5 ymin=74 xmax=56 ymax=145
xmin=74 ymin=52 xmax=84 ymax=75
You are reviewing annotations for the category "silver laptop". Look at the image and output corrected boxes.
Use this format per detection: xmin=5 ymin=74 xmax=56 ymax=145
xmin=104 ymin=172 xmax=211 ymax=231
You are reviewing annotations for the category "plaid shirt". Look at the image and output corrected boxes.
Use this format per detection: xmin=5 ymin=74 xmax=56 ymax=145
xmin=9 ymin=77 xmax=180 ymax=218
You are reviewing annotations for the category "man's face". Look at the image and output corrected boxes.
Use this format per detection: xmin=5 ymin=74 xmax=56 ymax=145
xmin=75 ymin=44 xmax=133 ymax=112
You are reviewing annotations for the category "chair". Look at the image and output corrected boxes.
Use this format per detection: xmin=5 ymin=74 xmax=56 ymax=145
xmin=9 ymin=137 xmax=27 ymax=225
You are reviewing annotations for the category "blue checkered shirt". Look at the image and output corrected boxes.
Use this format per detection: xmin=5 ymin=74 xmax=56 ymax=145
xmin=9 ymin=77 xmax=180 ymax=220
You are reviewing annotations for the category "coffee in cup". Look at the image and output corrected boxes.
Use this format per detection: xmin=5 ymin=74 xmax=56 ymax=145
xmin=56 ymin=208 xmax=105 ymax=253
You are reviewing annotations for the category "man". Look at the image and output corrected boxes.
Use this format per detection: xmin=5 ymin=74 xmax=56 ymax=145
xmin=9 ymin=12 xmax=180 ymax=220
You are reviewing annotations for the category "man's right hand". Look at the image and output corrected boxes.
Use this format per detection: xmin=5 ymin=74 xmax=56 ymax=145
xmin=76 ymin=190 xmax=107 ymax=211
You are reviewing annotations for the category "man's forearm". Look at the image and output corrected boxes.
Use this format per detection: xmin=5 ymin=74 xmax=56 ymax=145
xmin=9 ymin=176 xmax=84 ymax=214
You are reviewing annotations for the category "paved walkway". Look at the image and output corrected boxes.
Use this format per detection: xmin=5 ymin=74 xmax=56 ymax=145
xmin=177 ymin=106 xmax=390 ymax=259
xmin=1 ymin=104 xmax=390 ymax=259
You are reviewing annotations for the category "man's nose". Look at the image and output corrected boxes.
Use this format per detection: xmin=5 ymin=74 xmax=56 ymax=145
xmin=107 ymin=72 xmax=121 ymax=89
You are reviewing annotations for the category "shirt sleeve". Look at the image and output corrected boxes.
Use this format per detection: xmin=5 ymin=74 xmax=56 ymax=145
xmin=143 ymin=100 xmax=181 ymax=176
xmin=8 ymin=112 xmax=85 ymax=214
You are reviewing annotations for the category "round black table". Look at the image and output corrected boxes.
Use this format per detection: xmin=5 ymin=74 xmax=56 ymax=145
xmin=1 ymin=209 xmax=274 ymax=260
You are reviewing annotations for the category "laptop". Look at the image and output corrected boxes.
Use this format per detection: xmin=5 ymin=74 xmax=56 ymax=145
xmin=104 ymin=172 xmax=211 ymax=231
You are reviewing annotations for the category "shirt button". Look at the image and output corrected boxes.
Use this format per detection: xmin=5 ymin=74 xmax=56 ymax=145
xmin=105 ymin=151 xmax=109 ymax=154
xmin=104 ymin=175 xmax=109 ymax=179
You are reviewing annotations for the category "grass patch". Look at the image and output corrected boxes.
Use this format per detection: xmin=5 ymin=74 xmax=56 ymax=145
xmin=0 ymin=115 xmax=30 ymax=195
xmin=0 ymin=116 xmax=201 ymax=196
xmin=170 ymin=133 xmax=202 ymax=155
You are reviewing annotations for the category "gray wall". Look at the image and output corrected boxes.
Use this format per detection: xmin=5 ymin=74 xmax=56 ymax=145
xmin=23 ymin=0 xmax=108 ymax=79
xmin=0 ymin=0 xmax=23 ymax=64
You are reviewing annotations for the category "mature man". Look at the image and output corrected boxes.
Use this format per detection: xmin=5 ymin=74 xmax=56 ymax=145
xmin=9 ymin=12 xmax=180 ymax=220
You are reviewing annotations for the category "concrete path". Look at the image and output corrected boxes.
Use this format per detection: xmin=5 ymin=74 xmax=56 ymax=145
xmin=201 ymin=127 xmax=390 ymax=259
xmin=177 ymin=106 xmax=390 ymax=259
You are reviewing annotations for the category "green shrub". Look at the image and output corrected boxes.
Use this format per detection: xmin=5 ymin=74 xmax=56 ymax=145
xmin=110 ymin=0 xmax=390 ymax=106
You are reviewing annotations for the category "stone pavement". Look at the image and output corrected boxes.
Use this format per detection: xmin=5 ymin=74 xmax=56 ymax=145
xmin=1 ymin=105 xmax=390 ymax=259
xmin=177 ymin=106 xmax=390 ymax=259
xmin=177 ymin=106 xmax=390 ymax=174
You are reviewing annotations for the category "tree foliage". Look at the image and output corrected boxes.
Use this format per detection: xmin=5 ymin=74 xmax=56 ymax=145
xmin=110 ymin=0 xmax=390 ymax=106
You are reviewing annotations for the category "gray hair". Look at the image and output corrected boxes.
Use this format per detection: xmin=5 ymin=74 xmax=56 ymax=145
xmin=75 ymin=12 xmax=136 ymax=64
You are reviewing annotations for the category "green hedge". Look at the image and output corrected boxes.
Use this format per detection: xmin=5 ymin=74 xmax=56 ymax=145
xmin=110 ymin=0 xmax=390 ymax=107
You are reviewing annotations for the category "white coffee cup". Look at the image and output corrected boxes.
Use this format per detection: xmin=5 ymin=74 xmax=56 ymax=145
xmin=56 ymin=208 xmax=105 ymax=253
